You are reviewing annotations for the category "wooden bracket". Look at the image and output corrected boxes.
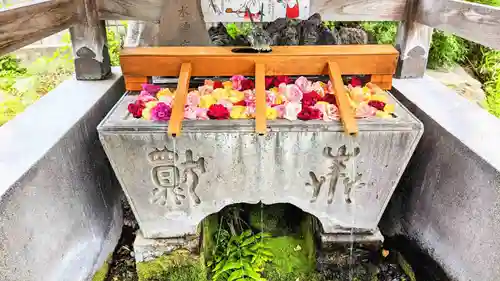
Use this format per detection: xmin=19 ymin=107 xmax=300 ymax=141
xmin=255 ymin=63 xmax=267 ymax=135
xmin=328 ymin=61 xmax=358 ymax=136
xmin=167 ymin=62 xmax=192 ymax=137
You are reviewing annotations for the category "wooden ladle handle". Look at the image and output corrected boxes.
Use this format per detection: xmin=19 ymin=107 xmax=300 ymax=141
xmin=327 ymin=61 xmax=358 ymax=136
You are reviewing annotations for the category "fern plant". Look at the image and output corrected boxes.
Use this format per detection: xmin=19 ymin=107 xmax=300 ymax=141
xmin=209 ymin=230 xmax=274 ymax=281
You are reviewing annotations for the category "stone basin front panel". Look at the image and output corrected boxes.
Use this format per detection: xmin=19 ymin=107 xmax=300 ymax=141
xmin=98 ymin=93 xmax=423 ymax=239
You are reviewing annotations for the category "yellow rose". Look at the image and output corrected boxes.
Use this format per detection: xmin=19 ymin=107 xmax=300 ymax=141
xmin=266 ymin=107 xmax=278 ymax=120
xmin=383 ymin=103 xmax=395 ymax=113
xmin=228 ymin=90 xmax=245 ymax=103
xmin=223 ymin=81 xmax=233 ymax=89
xmin=199 ymin=95 xmax=217 ymax=108
xmin=142 ymin=101 xmax=159 ymax=120
xmin=275 ymin=94 xmax=285 ymax=105
xmin=269 ymin=87 xmax=279 ymax=94
xmin=371 ymin=94 xmax=388 ymax=103
xmin=157 ymin=88 xmax=175 ymax=99
xmin=212 ymin=88 xmax=230 ymax=101
xmin=230 ymin=106 xmax=248 ymax=119
xmin=376 ymin=110 xmax=391 ymax=118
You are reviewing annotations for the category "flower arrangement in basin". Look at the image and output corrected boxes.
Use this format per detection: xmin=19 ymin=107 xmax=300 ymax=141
xmin=127 ymin=75 xmax=395 ymax=122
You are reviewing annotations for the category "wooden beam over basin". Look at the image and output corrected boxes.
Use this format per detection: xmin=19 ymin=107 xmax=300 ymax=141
xmin=120 ymin=45 xmax=399 ymax=91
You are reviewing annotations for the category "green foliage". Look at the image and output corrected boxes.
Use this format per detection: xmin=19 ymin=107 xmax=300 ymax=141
xmin=225 ymin=23 xmax=252 ymax=39
xmin=428 ymin=31 xmax=469 ymax=69
xmin=361 ymin=22 xmax=397 ymax=45
xmin=107 ymin=28 xmax=123 ymax=66
xmin=323 ymin=21 xmax=336 ymax=31
xmin=0 ymin=39 xmax=73 ymax=126
xmin=0 ymin=55 xmax=26 ymax=77
xmin=91 ymin=254 xmax=112 ymax=281
xmin=467 ymin=0 xmax=500 ymax=6
xmin=0 ymin=25 xmax=124 ymax=126
xmin=396 ymin=252 xmax=416 ymax=281
xmin=475 ymin=48 xmax=500 ymax=117
xmin=209 ymin=230 xmax=274 ymax=281
xmin=136 ymin=250 xmax=206 ymax=281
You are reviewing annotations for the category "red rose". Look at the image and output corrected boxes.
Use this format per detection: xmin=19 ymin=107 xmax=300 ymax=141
xmin=128 ymin=100 xmax=145 ymax=118
xmin=265 ymin=77 xmax=274 ymax=90
xmin=302 ymin=91 xmax=321 ymax=107
xmin=233 ymin=100 xmax=247 ymax=106
xmin=213 ymin=81 xmax=223 ymax=89
xmin=350 ymin=77 xmax=362 ymax=87
xmin=322 ymin=94 xmax=337 ymax=106
xmin=207 ymin=104 xmax=230 ymax=120
xmin=274 ymin=76 xmax=292 ymax=87
xmin=368 ymin=100 xmax=386 ymax=111
xmin=298 ymin=106 xmax=322 ymax=120
xmin=241 ymin=79 xmax=255 ymax=91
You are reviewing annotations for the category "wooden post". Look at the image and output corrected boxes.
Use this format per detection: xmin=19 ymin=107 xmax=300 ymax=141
xmin=394 ymin=0 xmax=433 ymax=78
xmin=158 ymin=0 xmax=211 ymax=46
xmin=70 ymin=0 xmax=111 ymax=80
xmin=168 ymin=63 xmax=192 ymax=137
xmin=327 ymin=62 xmax=358 ymax=136
xmin=255 ymin=63 xmax=267 ymax=135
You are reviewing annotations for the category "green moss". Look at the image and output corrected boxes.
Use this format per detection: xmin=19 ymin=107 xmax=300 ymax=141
xmin=202 ymin=213 xmax=219 ymax=262
xmin=300 ymin=214 xmax=316 ymax=262
xmin=136 ymin=249 xmax=206 ymax=281
xmin=263 ymin=236 xmax=316 ymax=281
xmin=91 ymin=256 xmax=111 ymax=281
xmin=396 ymin=252 xmax=416 ymax=281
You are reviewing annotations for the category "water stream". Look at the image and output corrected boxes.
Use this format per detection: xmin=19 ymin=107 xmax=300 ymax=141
xmin=348 ymin=136 xmax=359 ymax=281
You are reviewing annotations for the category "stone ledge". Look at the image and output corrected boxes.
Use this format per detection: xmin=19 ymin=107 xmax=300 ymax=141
xmin=392 ymin=75 xmax=500 ymax=172
xmin=0 ymin=68 xmax=123 ymax=198
xmin=0 ymin=68 xmax=125 ymax=281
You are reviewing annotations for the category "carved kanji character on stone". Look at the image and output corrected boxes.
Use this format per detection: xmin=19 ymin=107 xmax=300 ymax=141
xmin=343 ymin=173 xmax=366 ymax=204
xmin=307 ymin=145 xmax=360 ymax=204
xmin=178 ymin=5 xmax=190 ymax=18
xmin=148 ymin=147 xmax=206 ymax=207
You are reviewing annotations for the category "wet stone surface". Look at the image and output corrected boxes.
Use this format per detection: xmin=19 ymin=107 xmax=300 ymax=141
xmin=317 ymin=245 xmax=412 ymax=281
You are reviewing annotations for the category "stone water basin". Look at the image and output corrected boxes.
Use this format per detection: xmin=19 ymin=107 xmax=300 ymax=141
xmin=98 ymin=91 xmax=423 ymax=239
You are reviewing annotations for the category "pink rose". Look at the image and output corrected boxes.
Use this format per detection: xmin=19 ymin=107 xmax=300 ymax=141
xmin=231 ymin=75 xmax=246 ymax=91
xmin=196 ymin=108 xmax=209 ymax=120
xmin=295 ymin=76 xmax=313 ymax=93
xmin=356 ymin=102 xmax=377 ymax=118
xmin=284 ymin=102 xmax=302 ymax=121
xmin=138 ymin=90 xmax=157 ymax=102
xmin=327 ymin=81 xmax=335 ymax=94
xmin=285 ymin=84 xmax=303 ymax=103
xmin=245 ymin=105 xmax=256 ymax=117
xmin=314 ymin=103 xmax=340 ymax=121
xmin=141 ymin=84 xmax=161 ymax=94
xmin=184 ymin=106 xmax=197 ymax=120
xmin=312 ymin=81 xmax=325 ymax=96
xmin=266 ymin=91 xmax=276 ymax=106
xmin=278 ymin=83 xmax=287 ymax=96
xmin=198 ymin=85 xmax=214 ymax=96
xmin=272 ymin=104 xmax=286 ymax=118
xmin=243 ymin=89 xmax=256 ymax=107
xmin=186 ymin=92 xmax=200 ymax=107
